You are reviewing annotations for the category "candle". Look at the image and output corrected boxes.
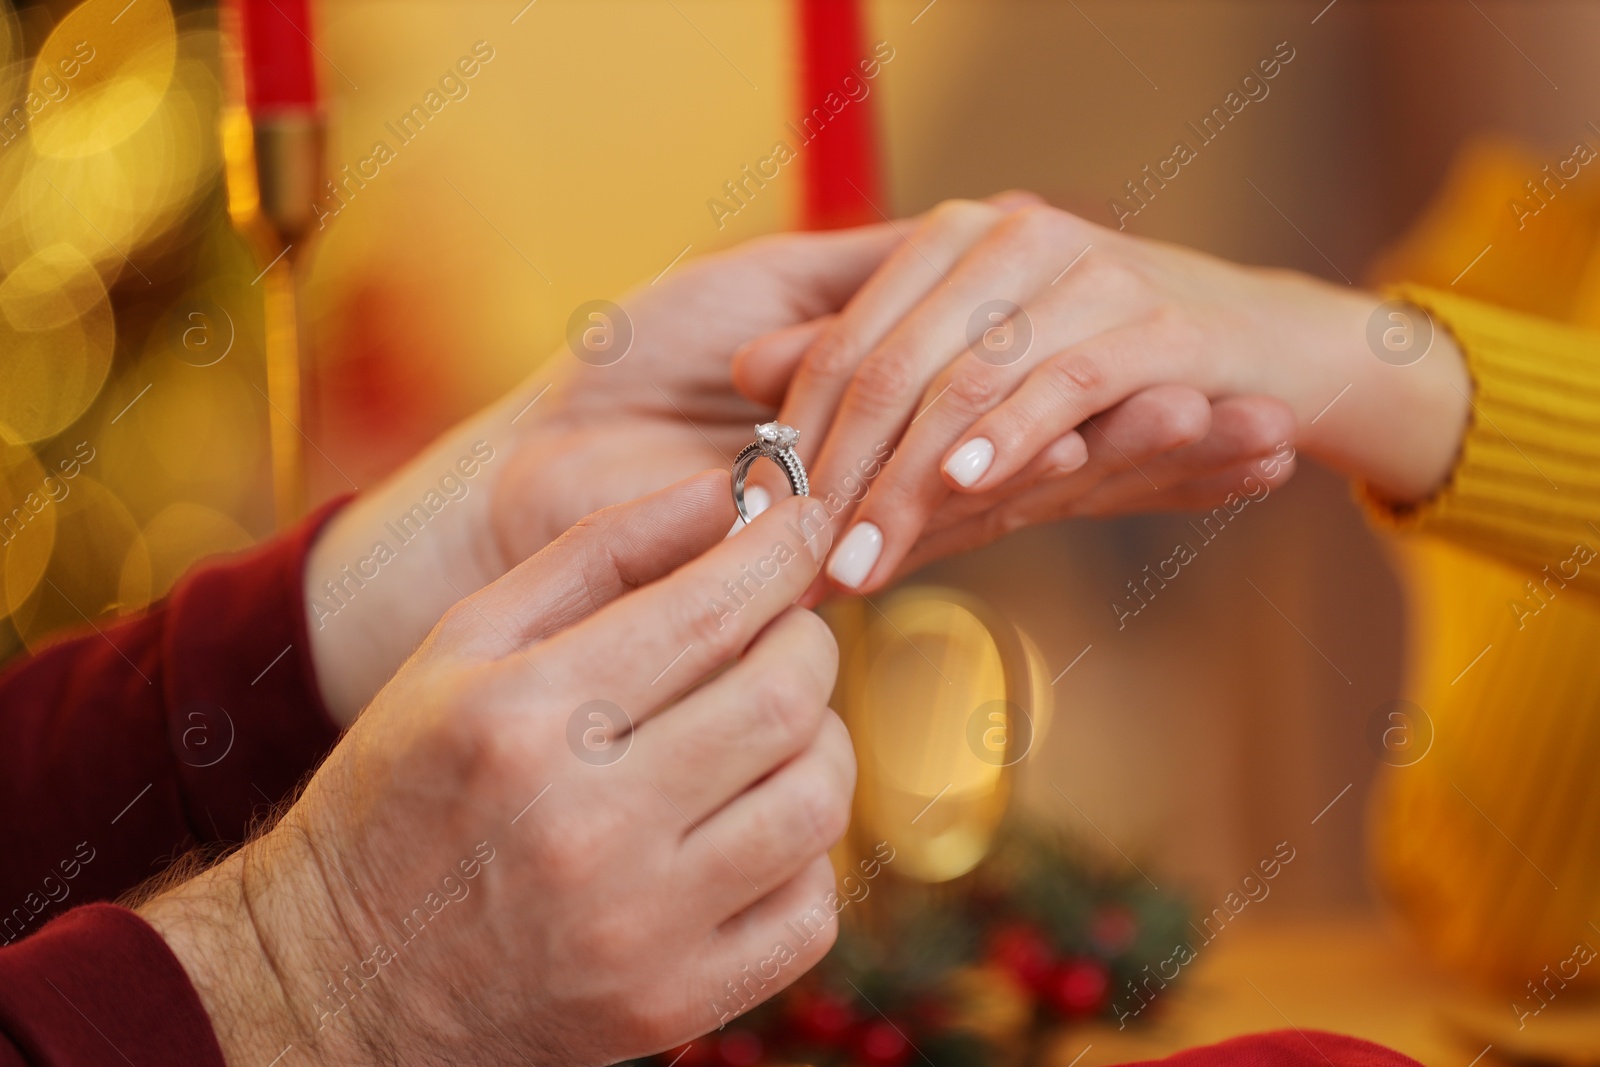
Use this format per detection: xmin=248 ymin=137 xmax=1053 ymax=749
xmin=236 ymin=0 xmax=319 ymax=112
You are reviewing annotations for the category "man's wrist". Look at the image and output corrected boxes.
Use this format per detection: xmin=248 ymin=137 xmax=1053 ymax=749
xmin=139 ymin=850 xmax=309 ymax=1066
xmin=138 ymin=832 xmax=374 ymax=1067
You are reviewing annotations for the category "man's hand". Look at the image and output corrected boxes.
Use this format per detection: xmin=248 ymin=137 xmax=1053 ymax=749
xmin=143 ymin=473 xmax=852 ymax=1066
xmin=304 ymin=225 xmax=900 ymax=724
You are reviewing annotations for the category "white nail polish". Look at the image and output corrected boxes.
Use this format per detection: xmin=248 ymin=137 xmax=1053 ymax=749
xmin=724 ymin=486 xmax=772 ymax=538
xmin=944 ymin=437 xmax=995 ymax=488
xmin=827 ymin=522 xmax=883 ymax=589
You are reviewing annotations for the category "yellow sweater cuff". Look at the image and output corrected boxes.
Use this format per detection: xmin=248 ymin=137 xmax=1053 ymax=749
xmin=1363 ymin=284 xmax=1600 ymax=591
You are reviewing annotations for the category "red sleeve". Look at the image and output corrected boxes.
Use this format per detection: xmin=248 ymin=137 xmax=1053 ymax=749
xmin=0 ymin=904 xmax=224 ymax=1067
xmin=0 ymin=498 xmax=349 ymax=945
xmin=1121 ymin=1030 xmax=1426 ymax=1067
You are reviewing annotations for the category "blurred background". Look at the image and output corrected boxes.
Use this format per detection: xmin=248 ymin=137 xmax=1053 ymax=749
xmin=3 ymin=1 xmax=1599 ymax=1063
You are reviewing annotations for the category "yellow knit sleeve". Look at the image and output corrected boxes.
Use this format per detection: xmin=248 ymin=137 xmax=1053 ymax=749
xmin=1364 ymin=284 xmax=1600 ymax=595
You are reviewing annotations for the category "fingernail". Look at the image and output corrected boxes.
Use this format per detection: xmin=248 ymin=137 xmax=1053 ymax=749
xmin=944 ymin=437 xmax=995 ymax=488
xmin=827 ymin=522 xmax=882 ymax=589
xmin=724 ymin=486 xmax=772 ymax=538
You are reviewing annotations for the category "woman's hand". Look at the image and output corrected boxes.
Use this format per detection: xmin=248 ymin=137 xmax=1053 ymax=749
xmin=733 ymin=198 xmax=1470 ymax=594
xmin=146 ymin=474 xmax=853 ymax=1067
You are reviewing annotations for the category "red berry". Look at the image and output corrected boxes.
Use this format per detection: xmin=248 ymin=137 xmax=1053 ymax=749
xmin=1089 ymin=904 xmax=1139 ymax=956
xmin=714 ymin=1030 xmax=763 ymax=1067
xmin=987 ymin=923 xmax=1055 ymax=992
xmin=1046 ymin=957 xmax=1110 ymax=1018
xmin=791 ymin=990 xmax=858 ymax=1043
xmin=855 ymin=1020 xmax=913 ymax=1067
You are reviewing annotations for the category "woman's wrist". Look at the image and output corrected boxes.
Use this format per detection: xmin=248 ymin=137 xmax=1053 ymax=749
xmin=1245 ymin=270 xmax=1472 ymax=505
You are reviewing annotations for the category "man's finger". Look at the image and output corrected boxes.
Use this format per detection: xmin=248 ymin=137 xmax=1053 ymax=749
xmin=633 ymin=607 xmax=837 ymax=825
xmin=731 ymin=316 xmax=834 ymax=409
xmin=445 ymin=470 xmax=737 ymax=658
xmin=537 ymin=493 xmax=835 ymax=721
xmin=682 ymin=709 xmax=855 ymax=920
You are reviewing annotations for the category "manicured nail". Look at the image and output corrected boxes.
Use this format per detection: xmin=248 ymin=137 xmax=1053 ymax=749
xmin=827 ymin=522 xmax=882 ymax=589
xmin=725 ymin=486 xmax=771 ymax=538
xmin=944 ymin=437 xmax=995 ymax=488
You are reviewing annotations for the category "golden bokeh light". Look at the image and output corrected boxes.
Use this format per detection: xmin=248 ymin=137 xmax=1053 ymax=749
xmin=847 ymin=589 xmax=1040 ymax=883
xmin=1 ymin=30 xmax=220 ymax=282
xmin=0 ymin=274 xmax=113 ymax=443
xmin=126 ymin=353 xmax=264 ymax=510
xmin=122 ymin=500 xmax=251 ymax=605
xmin=0 ymin=240 xmax=106 ymax=330
xmin=0 ymin=5 xmax=22 ymax=106
xmin=6 ymin=474 xmax=147 ymax=652
xmin=29 ymin=0 xmax=177 ymax=159
xmin=0 ymin=442 xmax=57 ymax=622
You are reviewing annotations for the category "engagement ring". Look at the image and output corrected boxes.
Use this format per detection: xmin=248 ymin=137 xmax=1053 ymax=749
xmin=732 ymin=422 xmax=809 ymax=523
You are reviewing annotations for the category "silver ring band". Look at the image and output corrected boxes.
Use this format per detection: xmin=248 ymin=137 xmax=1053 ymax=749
xmin=733 ymin=423 xmax=809 ymax=523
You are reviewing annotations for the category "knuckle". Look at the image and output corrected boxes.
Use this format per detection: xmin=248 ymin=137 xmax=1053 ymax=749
xmin=790 ymin=764 xmax=852 ymax=851
xmin=669 ymin=592 xmax=743 ymax=659
xmin=1041 ymin=353 xmax=1105 ymax=403
xmin=1148 ymin=303 xmax=1203 ymax=352
xmin=946 ymin=365 xmax=1003 ymax=411
xmin=858 ymin=472 xmax=921 ymax=531
xmin=746 ymin=666 xmax=823 ymax=749
xmin=801 ymin=330 xmax=859 ymax=382
xmin=980 ymin=503 xmax=1032 ymax=543
xmin=849 ymin=352 xmax=918 ymax=410
xmin=434 ymin=598 xmax=481 ymax=645
xmin=787 ymin=609 xmax=840 ymax=688
xmin=1003 ymin=201 xmax=1075 ymax=247
xmin=1079 ymin=255 xmax=1147 ymax=302
xmin=926 ymin=197 xmax=999 ymax=236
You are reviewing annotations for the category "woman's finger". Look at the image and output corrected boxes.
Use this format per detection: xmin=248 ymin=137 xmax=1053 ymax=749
xmin=804 ymin=205 xmax=1115 ymax=550
xmin=775 ymin=201 xmax=1005 ymax=478
xmin=1061 ymin=395 xmax=1296 ymax=516
xmin=825 ymin=323 xmax=1186 ymax=591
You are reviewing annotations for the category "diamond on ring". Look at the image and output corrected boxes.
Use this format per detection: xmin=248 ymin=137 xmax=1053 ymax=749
xmin=732 ymin=422 xmax=809 ymax=523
